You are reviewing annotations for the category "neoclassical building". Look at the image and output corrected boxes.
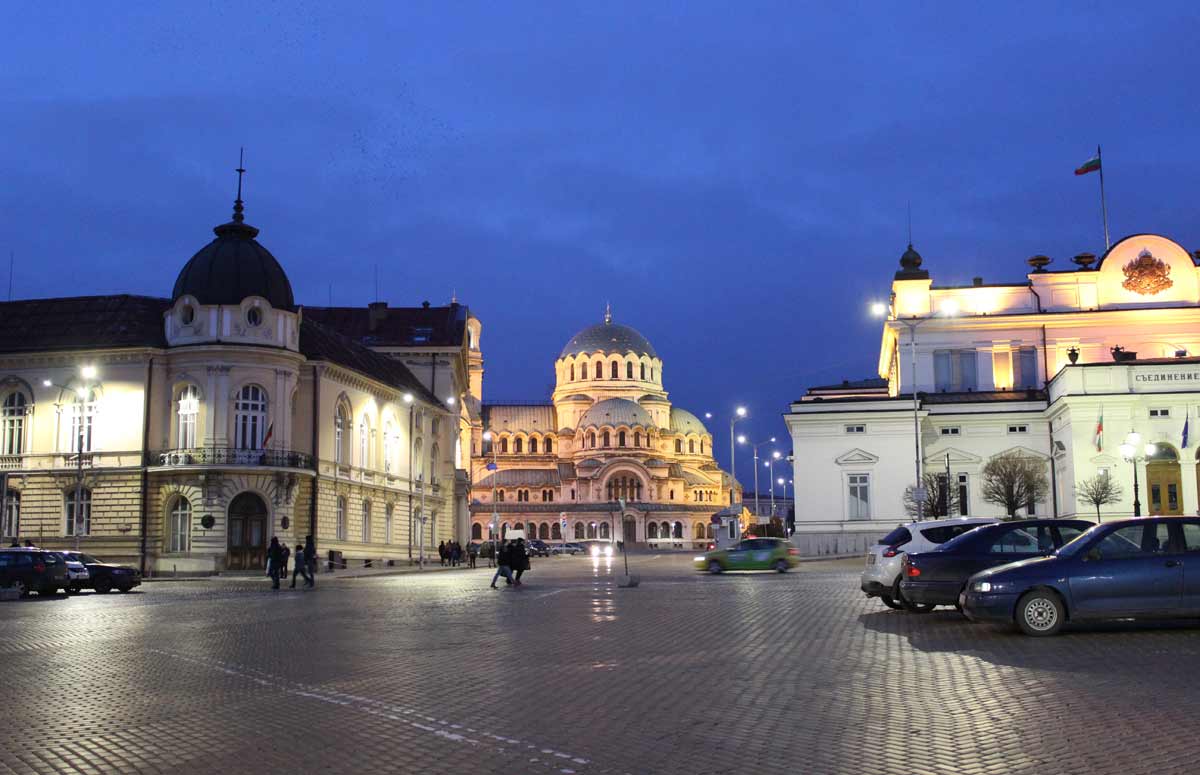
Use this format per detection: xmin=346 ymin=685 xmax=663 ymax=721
xmin=0 ymin=185 xmax=479 ymax=573
xmin=469 ymin=310 xmax=737 ymax=547
xmin=786 ymin=232 xmax=1200 ymax=553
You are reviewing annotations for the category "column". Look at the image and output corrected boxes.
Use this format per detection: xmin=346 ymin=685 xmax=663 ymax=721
xmin=1181 ymin=456 xmax=1198 ymax=517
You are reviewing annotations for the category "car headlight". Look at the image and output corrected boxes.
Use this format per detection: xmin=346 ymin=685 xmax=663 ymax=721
xmin=973 ymin=581 xmax=1004 ymax=593
xmin=604 ymin=546 xmax=613 ymax=557
xmin=590 ymin=546 xmax=600 ymax=557
xmin=694 ymin=556 xmax=706 ymax=562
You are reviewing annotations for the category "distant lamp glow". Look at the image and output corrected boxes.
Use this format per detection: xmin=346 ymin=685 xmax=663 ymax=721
xmin=777 ymin=477 xmax=785 ymax=486
xmin=772 ymin=450 xmax=781 ymax=459
xmin=1119 ymin=442 xmax=1135 ymax=460
xmin=737 ymin=434 xmax=747 ymax=444
xmin=482 ymin=431 xmax=493 ymax=442
xmin=1145 ymin=443 xmax=1157 ymax=458
xmin=1126 ymin=431 xmax=1142 ymax=447
xmin=735 ymin=406 xmax=747 ymax=417
xmin=939 ymin=299 xmax=960 ymax=316
xmin=75 ymin=387 xmax=88 ymax=398
xmin=870 ymin=301 xmax=887 ymax=317
xmin=764 ymin=461 xmax=770 ymax=468
xmin=704 ymin=412 xmax=712 ymax=419
xmin=446 ymin=396 xmax=456 ymax=406
xmin=80 ymin=365 xmax=97 ymax=380
xmin=403 ymin=393 xmax=414 ymax=403
xmin=42 ymin=379 xmax=52 ymax=387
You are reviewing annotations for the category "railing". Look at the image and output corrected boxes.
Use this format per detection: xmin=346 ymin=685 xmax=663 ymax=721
xmin=151 ymin=447 xmax=313 ymax=469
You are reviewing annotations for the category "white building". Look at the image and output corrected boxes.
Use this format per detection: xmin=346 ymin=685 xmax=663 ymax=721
xmin=785 ymin=233 xmax=1200 ymax=554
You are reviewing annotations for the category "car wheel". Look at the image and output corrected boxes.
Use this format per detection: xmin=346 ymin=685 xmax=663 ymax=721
xmin=9 ymin=580 xmax=27 ymax=597
xmin=895 ymin=580 xmax=935 ymax=614
xmin=707 ymin=560 xmax=723 ymax=574
xmin=94 ymin=577 xmax=113 ymax=594
xmin=1016 ymin=590 xmax=1065 ymax=636
xmin=774 ymin=559 xmax=789 ymax=573
xmin=117 ymin=585 xmax=133 ymax=593
xmin=879 ymin=595 xmax=903 ymax=610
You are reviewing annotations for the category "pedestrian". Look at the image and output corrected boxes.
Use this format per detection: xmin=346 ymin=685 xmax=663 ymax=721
xmin=490 ymin=540 xmax=513 ymax=589
xmin=303 ymin=534 xmax=317 ymax=588
xmin=513 ymin=538 xmax=529 ymax=586
xmin=452 ymin=541 xmax=462 ymax=567
xmin=280 ymin=543 xmax=290 ymax=577
xmin=467 ymin=541 xmax=478 ymax=569
xmin=267 ymin=536 xmax=285 ymax=590
xmin=290 ymin=543 xmax=311 ymax=588
xmin=438 ymin=540 xmax=447 ymax=566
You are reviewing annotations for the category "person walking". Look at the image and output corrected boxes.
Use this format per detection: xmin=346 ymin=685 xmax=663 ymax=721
xmin=303 ymin=534 xmax=317 ymax=588
xmin=452 ymin=541 xmax=462 ymax=567
xmin=280 ymin=543 xmax=291 ymax=577
xmin=467 ymin=541 xmax=478 ymax=569
xmin=512 ymin=538 xmax=529 ymax=586
xmin=267 ymin=537 xmax=285 ymax=590
xmin=490 ymin=540 xmax=513 ymax=589
xmin=290 ymin=543 xmax=311 ymax=588
xmin=438 ymin=540 xmax=447 ymax=567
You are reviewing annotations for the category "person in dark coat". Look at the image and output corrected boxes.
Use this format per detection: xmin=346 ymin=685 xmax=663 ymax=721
xmin=303 ymin=535 xmax=317 ymax=588
xmin=490 ymin=540 xmax=513 ymax=589
xmin=438 ymin=541 xmax=447 ymax=566
xmin=467 ymin=541 xmax=478 ymax=569
xmin=512 ymin=538 xmax=530 ymax=586
xmin=267 ymin=537 xmax=285 ymax=589
xmin=290 ymin=543 xmax=311 ymax=588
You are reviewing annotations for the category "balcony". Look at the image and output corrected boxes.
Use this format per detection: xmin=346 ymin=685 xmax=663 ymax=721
xmin=151 ymin=447 xmax=313 ymax=470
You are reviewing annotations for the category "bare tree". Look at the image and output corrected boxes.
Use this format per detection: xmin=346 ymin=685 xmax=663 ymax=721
xmin=1076 ymin=474 xmax=1123 ymax=521
xmin=981 ymin=453 xmax=1050 ymax=519
xmin=903 ymin=473 xmax=950 ymax=519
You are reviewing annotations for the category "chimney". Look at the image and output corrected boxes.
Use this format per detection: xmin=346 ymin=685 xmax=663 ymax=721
xmin=367 ymin=301 xmax=388 ymax=332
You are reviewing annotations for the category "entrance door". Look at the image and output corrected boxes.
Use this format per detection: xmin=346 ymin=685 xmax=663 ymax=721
xmin=227 ymin=492 xmax=269 ymax=570
xmin=623 ymin=519 xmax=637 ymax=545
xmin=1146 ymin=446 xmax=1182 ymax=516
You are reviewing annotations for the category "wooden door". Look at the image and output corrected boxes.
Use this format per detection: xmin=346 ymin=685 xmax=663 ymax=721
xmin=226 ymin=493 xmax=269 ymax=570
xmin=1147 ymin=462 xmax=1183 ymax=515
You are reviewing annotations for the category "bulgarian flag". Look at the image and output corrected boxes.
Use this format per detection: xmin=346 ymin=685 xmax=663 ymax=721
xmin=1093 ymin=409 xmax=1103 ymax=452
xmin=1075 ymin=155 xmax=1101 ymax=176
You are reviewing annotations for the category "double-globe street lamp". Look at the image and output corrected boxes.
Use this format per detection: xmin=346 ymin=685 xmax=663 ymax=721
xmin=728 ymin=406 xmax=748 ymax=506
xmin=764 ymin=450 xmax=782 ymax=521
xmin=43 ymin=365 xmax=100 ymax=551
xmin=481 ymin=430 xmax=500 ymax=562
xmin=1119 ymin=431 xmax=1156 ymax=517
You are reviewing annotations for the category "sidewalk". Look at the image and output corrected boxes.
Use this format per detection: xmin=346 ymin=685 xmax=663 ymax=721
xmin=144 ymin=561 xmax=479 ymax=583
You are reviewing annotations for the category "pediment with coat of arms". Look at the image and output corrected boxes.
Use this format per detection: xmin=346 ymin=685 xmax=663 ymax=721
xmin=1122 ymin=250 xmax=1173 ymax=295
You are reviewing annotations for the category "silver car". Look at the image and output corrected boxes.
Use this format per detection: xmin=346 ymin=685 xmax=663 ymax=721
xmin=861 ymin=517 xmax=997 ymax=611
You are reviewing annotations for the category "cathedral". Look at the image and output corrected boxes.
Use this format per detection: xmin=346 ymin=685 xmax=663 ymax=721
xmin=469 ymin=309 xmax=738 ymax=548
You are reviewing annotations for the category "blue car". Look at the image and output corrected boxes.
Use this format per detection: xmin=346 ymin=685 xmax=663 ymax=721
xmin=963 ymin=517 xmax=1200 ymax=636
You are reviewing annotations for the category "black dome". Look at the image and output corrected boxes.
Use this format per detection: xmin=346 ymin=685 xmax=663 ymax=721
xmin=560 ymin=320 xmax=657 ymax=359
xmin=172 ymin=207 xmax=294 ymax=310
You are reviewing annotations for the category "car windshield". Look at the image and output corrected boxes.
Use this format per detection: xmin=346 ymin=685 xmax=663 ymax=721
xmin=878 ymin=527 xmax=912 ymax=546
xmin=920 ymin=524 xmax=986 ymax=544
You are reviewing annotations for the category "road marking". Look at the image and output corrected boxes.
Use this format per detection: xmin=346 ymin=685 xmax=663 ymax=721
xmin=534 ymin=588 xmax=570 ymax=600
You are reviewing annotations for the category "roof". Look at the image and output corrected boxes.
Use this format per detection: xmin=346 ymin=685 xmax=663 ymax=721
xmin=796 ymin=389 xmax=1047 ymax=406
xmin=579 ymin=398 xmax=654 ymax=429
xmin=475 ymin=469 xmax=561 ymax=488
xmin=0 ymin=295 xmax=168 ymax=354
xmin=173 ymin=211 xmax=295 ymax=309
xmin=808 ymin=377 xmax=889 ymax=392
xmin=482 ymin=404 xmax=558 ymax=433
xmin=560 ymin=319 xmax=657 ymax=359
xmin=681 ymin=469 xmax=710 ymax=485
xmin=303 ymin=302 xmax=469 ymax=348
xmin=298 ymin=319 xmax=442 ymax=404
xmin=669 ymin=407 xmax=709 ymax=435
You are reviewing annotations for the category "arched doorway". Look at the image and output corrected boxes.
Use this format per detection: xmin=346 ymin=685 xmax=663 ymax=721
xmin=227 ymin=492 xmax=269 ymax=570
xmin=1147 ymin=444 xmax=1182 ymax=515
xmin=623 ymin=518 xmax=637 ymax=544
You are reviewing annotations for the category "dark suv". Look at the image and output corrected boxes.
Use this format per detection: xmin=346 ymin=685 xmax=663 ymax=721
xmin=0 ymin=548 xmax=69 ymax=597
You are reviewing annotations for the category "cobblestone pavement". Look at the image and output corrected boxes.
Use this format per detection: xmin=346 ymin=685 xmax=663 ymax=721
xmin=3 ymin=552 xmax=1200 ymax=775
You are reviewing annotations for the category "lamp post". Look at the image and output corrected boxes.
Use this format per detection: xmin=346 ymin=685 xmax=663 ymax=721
xmin=729 ymin=406 xmax=747 ymax=505
xmin=871 ymin=301 xmax=957 ymax=520
xmin=738 ymin=436 xmax=775 ymax=517
xmin=1119 ymin=432 xmax=1156 ymax=517
xmin=767 ymin=450 xmax=782 ymax=520
xmin=482 ymin=430 xmax=499 ymax=563
xmin=44 ymin=366 xmax=99 ymax=551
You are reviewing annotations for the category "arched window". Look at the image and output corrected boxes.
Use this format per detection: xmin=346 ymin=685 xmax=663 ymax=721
xmin=71 ymin=388 xmax=98 ymax=453
xmin=500 ymin=437 xmax=508 ymax=454
xmin=570 ymin=364 xmax=575 ymax=381
xmin=544 ymin=437 xmax=553 ymax=454
xmin=175 ymin=385 xmax=199 ymax=449
xmin=2 ymin=392 xmax=26 ymax=455
xmin=634 ymin=431 xmax=641 ymax=448
xmin=2 ymin=489 xmax=18 ymax=538
xmin=334 ymin=404 xmax=347 ymax=464
xmin=640 ymin=363 xmax=646 ymax=380
xmin=689 ymin=439 xmax=696 ymax=454
xmin=651 ymin=368 xmax=656 ymax=381
xmin=574 ymin=522 xmax=585 ymax=540
xmin=602 ymin=431 xmax=611 ymax=447
xmin=660 ymin=521 xmax=670 ymax=538
xmin=539 ymin=522 xmax=550 ymax=539
xmin=587 ymin=522 xmax=597 ymax=539
xmin=234 ymin=385 xmax=267 ymax=450
xmin=65 ymin=488 xmax=92 ymax=537
xmin=529 ymin=437 xmax=538 ymax=454
xmin=361 ymin=501 xmax=372 ymax=543
xmin=526 ymin=521 xmax=537 ymax=536
xmin=700 ymin=440 xmax=706 ymax=455
xmin=358 ymin=418 xmax=371 ymax=468
xmin=497 ymin=490 xmax=505 ymax=502
xmin=675 ymin=439 xmax=683 ymax=454
xmin=471 ymin=522 xmax=482 ymax=540
xmin=383 ymin=420 xmax=394 ymax=473
xmin=610 ymin=361 xmax=619 ymax=380
xmin=336 ymin=497 xmax=347 ymax=540
xmin=618 ymin=431 xmax=626 ymax=447
xmin=552 ymin=522 xmax=562 ymax=540
xmin=429 ymin=444 xmax=439 ymax=481
xmin=695 ymin=522 xmax=705 ymax=541
xmin=587 ymin=432 xmax=596 ymax=449
xmin=581 ymin=363 xmax=588 ymax=380
xmin=673 ymin=521 xmax=683 ymax=539
xmin=514 ymin=437 xmax=523 ymax=454
xmin=169 ymin=497 xmax=192 ymax=552
xmin=626 ymin=362 xmax=634 ymax=379
xmin=648 ymin=522 xmax=659 ymax=539
xmin=385 ymin=504 xmax=394 ymax=544
xmin=599 ymin=522 xmax=610 ymax=539
xmin=414 ymin=438 xmax=424 ymax=480
xmin=595 ymin=361 xmax=603 ymax=379
xmin=706 ymin=524 xmax=714 ymax=539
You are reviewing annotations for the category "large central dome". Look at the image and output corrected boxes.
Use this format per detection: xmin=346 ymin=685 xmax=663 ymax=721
xmin=560 ymin=311 xmax=657 ymax=359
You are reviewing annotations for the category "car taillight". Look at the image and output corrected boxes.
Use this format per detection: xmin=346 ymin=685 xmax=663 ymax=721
xmin=33 ymin=562 xmax=45 ymax=573
xmin=882 ymin=546 xmax=902 ymax=558
xmin=788 ymin=548 xmax=799 ymax=556
xmin=905 ymin=565 xmax=921 ymax=577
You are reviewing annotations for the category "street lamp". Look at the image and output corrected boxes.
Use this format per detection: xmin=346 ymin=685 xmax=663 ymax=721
xmin=729 ymin=406 xmax=747 ymax=505
xmin=482 ymin=430 xmax=500 ymax=562
xmin=871 ymin=300 xmax=958 ymax=520
xmin=45 ymin=366 xmax=100 ymax=551
xmin=738 ymin=436 xmax=776 ymax=517
xmin=768 ymin=450 xmax=782 ymax=519
xmin=1119 ymin=431 xmax=1156 ymax=517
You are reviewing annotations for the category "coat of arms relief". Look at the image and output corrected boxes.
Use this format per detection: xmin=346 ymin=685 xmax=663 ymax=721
xmin=1121 ymin=250 xmax=1173 ymax=295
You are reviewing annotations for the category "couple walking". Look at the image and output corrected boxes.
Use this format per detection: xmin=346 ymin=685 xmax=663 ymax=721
xmin=267 ymin=535 xmax=317 ymax=589
xmin=490 ymin=538 xmax=530 ymax=588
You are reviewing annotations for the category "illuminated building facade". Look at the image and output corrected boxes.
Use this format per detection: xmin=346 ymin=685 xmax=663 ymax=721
xmin=786 ymin=233 xmax=1200 ymax=553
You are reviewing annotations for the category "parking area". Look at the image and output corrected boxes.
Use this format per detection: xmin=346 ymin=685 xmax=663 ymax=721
xmin=2 ymin=552 xmax=1200 ymax=775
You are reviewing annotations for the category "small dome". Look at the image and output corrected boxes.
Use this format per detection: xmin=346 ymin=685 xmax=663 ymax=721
xmin=899 ymin=243 xmax=923 ymax=271
xmin=579 ymin=398 xmax=654 ymax=429
xmin=173 ymin=199 xmax=294 ymax=310
xmin=669 ymin=407 xmax=709 ymax=436
xmin=560 ymin=309 xmax=657 ymax=359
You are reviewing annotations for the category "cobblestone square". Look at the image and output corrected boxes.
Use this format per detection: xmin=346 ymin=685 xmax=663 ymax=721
xmin=3 ymin=553 xmax=1200 ymax=775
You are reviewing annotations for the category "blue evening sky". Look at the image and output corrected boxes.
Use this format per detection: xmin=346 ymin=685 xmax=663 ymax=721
xmin=2 ymin=2 xmax=1198 ymax=488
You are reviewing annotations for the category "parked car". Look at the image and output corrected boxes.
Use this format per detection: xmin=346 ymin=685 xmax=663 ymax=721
xmin=695 ymin=537 xmax=799 ymax=573
xmin=50 ymin=552 xmax=91 ymax=594
xmin=899 ymin=519 xmax=1093 ymax=612
xmin=470 ymin=541 xmax=494 ymax=559
xmin=0 ymin=548 xmax=69 ymax=596
xmin=526 ymin=539 xmax=552 ymax=557
xmin=553 ymin=542 xmax=585 ymax=555
xmin=963 ymin=516 xmax=1200 ymax=636
xmin=61 ymin=551 xmax=142 ymax=593
xmin=862 ymin=517 xmax=999 ymax=610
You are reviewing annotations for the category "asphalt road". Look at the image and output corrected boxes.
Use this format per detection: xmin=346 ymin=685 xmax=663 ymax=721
xmin=3 ymin=552 xmax=1200 ymax=775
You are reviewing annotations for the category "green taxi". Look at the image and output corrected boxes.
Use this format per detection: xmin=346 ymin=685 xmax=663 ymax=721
xmin=694 ymin=537 xmax=799 ymax=573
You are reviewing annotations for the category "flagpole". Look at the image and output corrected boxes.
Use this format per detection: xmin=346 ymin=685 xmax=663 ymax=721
xmin=1098 ymin=144 xmax=1110 ymax=250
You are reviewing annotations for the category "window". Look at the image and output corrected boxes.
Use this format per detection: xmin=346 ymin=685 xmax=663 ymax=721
xmin=570 ymin=364 xmax=575 ymax=381
xmin=1150 ymin=408 xmax=1171 ymax=418
xmin=618 ymin=431 xmax=626 ymax=447
xmin=647 ymin=522 xmax=659 ymax=539
xmin=65 ymin=488 xmax=92 ymax=537
xmin=383 ymin=421 xmax=394 ymax=473
xmin=500 ymin=437 xmax=508 ymax=454
xmin=384 ymin=504 xmax=394 ymax=544
xmin=626 ymin=362 xmax=633 ymax=379
xmin=1180 ymin=522 xmax=1200 ymax=552
xmin=552 ymin=522 xmax=562 ymax=540
xmin=957 ymin=473 xmax=969 ymax=516
xmin=634 ymin=431 xmax=641 ymax=447
xmin=514 ymin=437 xmax=523 ymax=454
xmin=336 ymin=497 xmax=347 ymax=540
xmin=169 ymin=497 xmax=191 ymax=552
xmin=580 ymin=363 xmax=587 ymax=380
xmin=234 ymin=385 xmax=267 ymax=450
xmin=987 ymin=527 xmax=1040 ymax=554
xmin=3 ymin=393 xmax=27 ymax=455
xmin=335 ymin=405 xmax=347 ymax=464
xmin=358 ymin=419 xmax=370 ymax=468
xmin=544 ymin=437 xmax=552 ymax=454
xmin=919 ymin=524 xmax=979 ymax=544
xmin=246 ymin=307 xmax=262 ymax=327
xmin=587 ymin=433 xmax=596 ymax=449
xmin=602 ymin=431 xmax=610 ymax=447
xmin=411 ymin=327 xmax=433 ymax=344
xmin=471 ymin=522 xmax=482 ymax=541
xmin=669 ymin=489 xmax=675 ymax=500
xmin=610 ymin=362 xmax=619 ymax=379
xmin=2 ymin=490 xmax=18 ymax=538
xmin=497 ymin=490 xmax=505 ymax=502
xmin=1095 ymin=522 xmax=1173 ymax=559
xmin=361 ymin=501 xmax=371 ymax=543
xmin=675 ymin=439 xmax=683 ymax=454
xmin=413 ymin=438 xmax=423 ymax=480
xmin=878 ymin=526 xmax=912 ymax=547
xmin=177 ymin=386 xmax=199 ymax=448
xmin=574 ymin=523 xmax=585 ymax=540
xmin=940 ymin=427 xmax=961 ymax=436
xmin=1007 ymin=424 xmax=1028 ymax=434
xmin=529 ymin=437 xmax=538 ymax=454
xmin=933 ymin=349 xmax=978 ymax=392
xmin=71 ymin=388 xmax=98 ymax=452
xmin=180 ymin=304 xmax=195 ymax=324
xmin=845 ymin=424 xmax=865 ymax=434
xmin=688 ymin=439 xmax=695 ymax=454
xmin=1056 ymin=524 xmax=1088 ymax=545
xmin=847 ymin=474 xmax=870 ymax=520
xmin=570 ymin=488 xmax=575 ymax=500
xmin=640 ymin=363 xmax=646 ymax=380
xmin=1012 ymin=347 xmax=1038 ymax=389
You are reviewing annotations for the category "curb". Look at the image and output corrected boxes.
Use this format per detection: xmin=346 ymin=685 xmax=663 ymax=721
xmin=143 ymin=564 xmax=475 ymax=583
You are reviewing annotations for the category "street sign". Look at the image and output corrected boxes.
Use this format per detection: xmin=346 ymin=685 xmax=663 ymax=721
xmin=912 ymin=486 xmax=928 ymax=502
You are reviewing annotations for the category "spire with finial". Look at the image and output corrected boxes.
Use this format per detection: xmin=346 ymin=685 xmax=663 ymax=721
xmin=232 ymin=147 xmax=246 ymax=223
xmin=213 ymin=148 xmax=259 ymax=239
xmin=451 ymin=288 xmax=457 ymax=304
xmin=604 ymin=301 xmax=612 ymax=325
